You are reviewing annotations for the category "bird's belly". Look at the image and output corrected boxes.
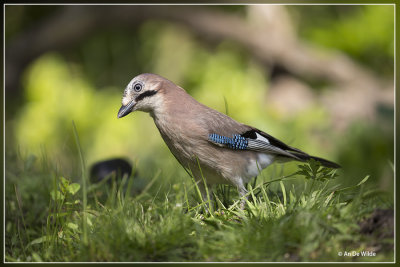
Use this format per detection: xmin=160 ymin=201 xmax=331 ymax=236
xmin=244 ymin=153 xmax=275 ymax=179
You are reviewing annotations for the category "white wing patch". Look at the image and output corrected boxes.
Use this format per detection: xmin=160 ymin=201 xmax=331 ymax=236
xmin=255 ymin=132 xmax=270 ymax=144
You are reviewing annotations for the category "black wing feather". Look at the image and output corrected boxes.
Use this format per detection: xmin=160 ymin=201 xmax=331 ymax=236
xmin=242 ymin=128 xmax=340 ymax=168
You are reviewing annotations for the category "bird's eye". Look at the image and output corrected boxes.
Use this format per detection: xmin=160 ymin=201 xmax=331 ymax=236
xmin=133 ymin=83 xmax=143 ymax=92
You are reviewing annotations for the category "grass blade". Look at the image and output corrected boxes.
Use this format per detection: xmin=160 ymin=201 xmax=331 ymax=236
xmin=72 ymin=121 xmax=88 ymax=245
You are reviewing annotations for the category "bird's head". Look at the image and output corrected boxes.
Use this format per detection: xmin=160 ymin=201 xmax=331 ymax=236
xmin=117 ymin=73 xmax=166 ymax=118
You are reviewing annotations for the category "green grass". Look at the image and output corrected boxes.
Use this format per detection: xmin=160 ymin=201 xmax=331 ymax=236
xmin=5 ymin=149 xmax=394 ymax=262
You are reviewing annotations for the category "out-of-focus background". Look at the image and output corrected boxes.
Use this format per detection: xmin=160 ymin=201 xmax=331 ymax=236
xmin=5 ymin=5 xmax=394 ymax=191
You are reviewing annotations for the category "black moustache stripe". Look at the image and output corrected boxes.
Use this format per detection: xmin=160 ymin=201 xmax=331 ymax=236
xmin=135 ymin=90 xmax=158 ymax=102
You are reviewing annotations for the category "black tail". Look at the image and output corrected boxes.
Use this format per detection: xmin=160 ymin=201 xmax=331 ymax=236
xmin=291 ymin=152 xmax=341 ymax=169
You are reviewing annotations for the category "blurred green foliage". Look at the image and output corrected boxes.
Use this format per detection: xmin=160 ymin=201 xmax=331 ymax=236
xmin=5 ymin=5 xmax=60 ymax=40
xmin=292 ymin=5 xmax=394 ymax=77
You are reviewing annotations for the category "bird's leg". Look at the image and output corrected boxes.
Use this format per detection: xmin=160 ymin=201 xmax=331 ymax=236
xmin=237 ymin=181 xmax=248 ymax=210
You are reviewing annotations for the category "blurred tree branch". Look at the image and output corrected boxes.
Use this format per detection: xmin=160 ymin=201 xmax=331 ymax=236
xmin=6 ymin=5 xmax=393 ymax=129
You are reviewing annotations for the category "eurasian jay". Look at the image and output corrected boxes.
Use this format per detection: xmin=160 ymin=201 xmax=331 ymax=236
xmin=117 ymin=73 xmax=340 ymax=206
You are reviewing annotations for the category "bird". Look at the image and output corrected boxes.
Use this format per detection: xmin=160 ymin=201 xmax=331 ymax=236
xmin=117 ymin=73 xmax=340 ymax=208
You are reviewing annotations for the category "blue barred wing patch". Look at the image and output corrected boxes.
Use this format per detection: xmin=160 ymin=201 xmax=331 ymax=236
xmin=208 ymin=133 xmax=248 ymax=150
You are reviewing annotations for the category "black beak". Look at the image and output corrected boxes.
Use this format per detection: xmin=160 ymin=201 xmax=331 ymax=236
xmin=117 ymin=101 xmax=136 ymax=118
